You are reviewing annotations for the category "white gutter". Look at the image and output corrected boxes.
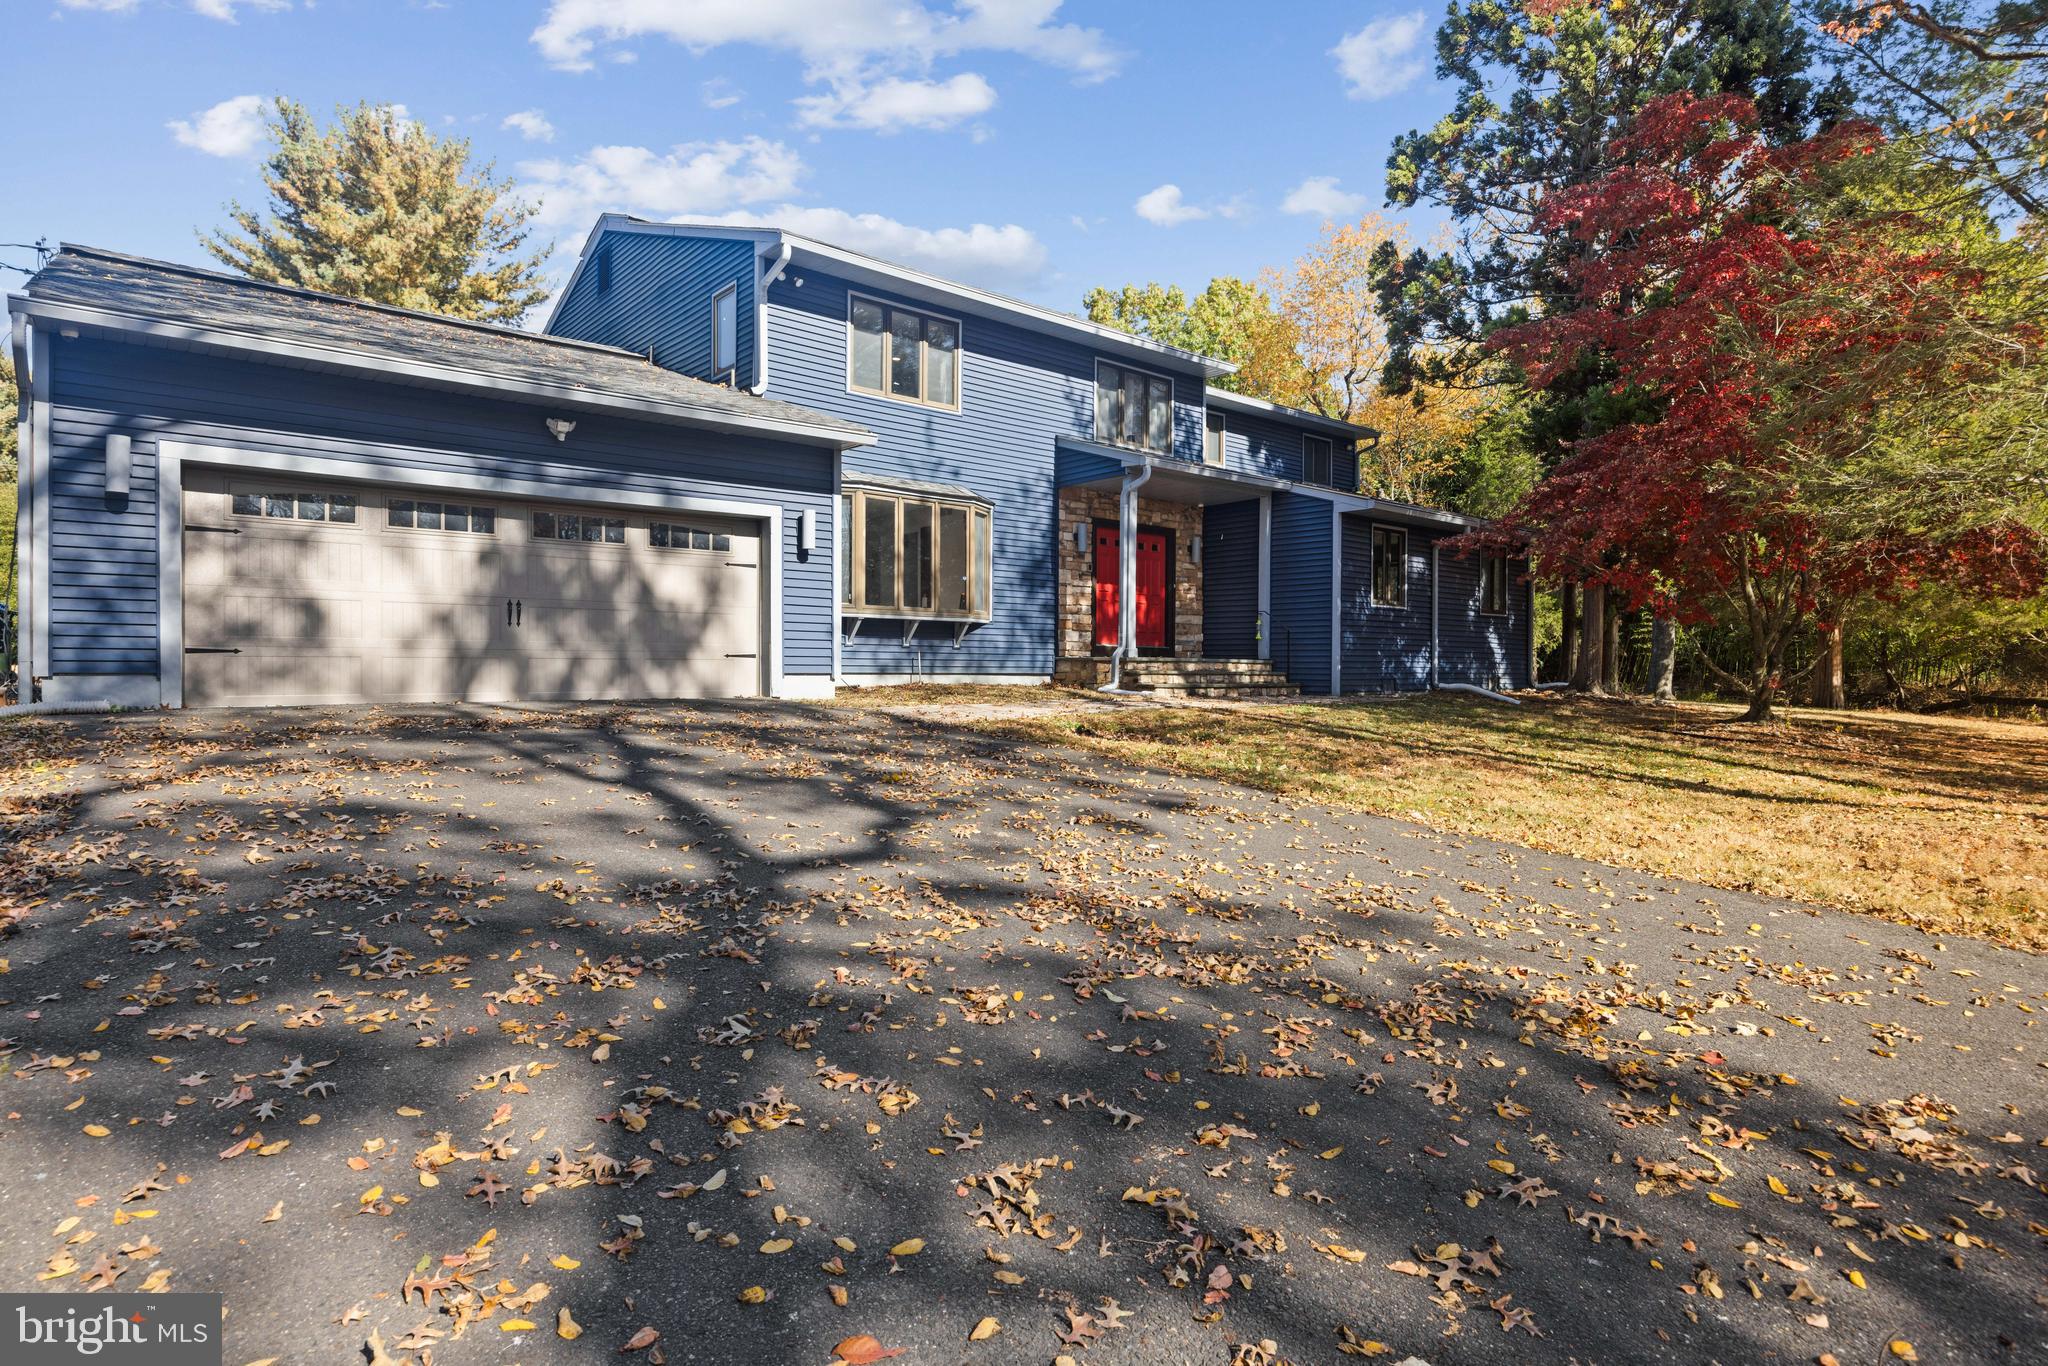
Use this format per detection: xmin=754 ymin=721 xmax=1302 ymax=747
xmin=1098 ymin=462 xmax=1153 ymax=692
xmin=1429 ymin=539 xmax=1441 ymax=689
xmin=750 ymin=241 xmax=792 ymax=396
xmin=9 ymin=313 xmax=33 ymax=700
xmin=0 ymin=698 xmax=115 ymax=719
xmin=1439 ymin=682 xmax=1521 ymax=705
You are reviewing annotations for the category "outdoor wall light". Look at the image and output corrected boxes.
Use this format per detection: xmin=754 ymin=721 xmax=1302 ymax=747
xmin=799 ymin=507 xmax=816 ymax=552
xmin=1073 ymin=521 xmax=1089 ymax=556
xmin=104 ymin=432 xmax=131 ymax=498
xmin=1190 ymin=534 xmax=1203 ymax=565
xmin=546 ymin=417 xmax=577 ymax=442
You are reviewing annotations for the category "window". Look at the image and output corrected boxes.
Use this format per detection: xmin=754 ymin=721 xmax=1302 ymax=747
xmin=1204 ymin=409 xmax=1226 ymax=467
xmin=389 ymin=500 xmax=495 ymax=534
xmin=531 ymin=511 xmax=623 ymax=543
xmin=712 ymin=284 xmax=737 ymax=377
xmin=234 ymin=490 xmax=358 ymax=523
xmin=1371 ymin=527 xmax=1407 ymax=608
xmin=652 ymin=523 xmax=733 ymax=553
xmin=839 ymin=488 xmax=991 ymax=620
xmin=1096 ymin=362 xmax=1175 ymax=454
xmin=1480 ymin=554 xmax=1510 ymax=615
xmin=1303 ymin=435 xmax=1333 ymax=487
xmin=849 ymin=294 xmax=960 ymax=409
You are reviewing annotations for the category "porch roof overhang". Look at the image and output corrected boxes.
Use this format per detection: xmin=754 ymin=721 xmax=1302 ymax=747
xmin=1052 ymin=437 xmax=1287 ymax=506
xmin=1304 ymin=487 xmax=1490 ymax=532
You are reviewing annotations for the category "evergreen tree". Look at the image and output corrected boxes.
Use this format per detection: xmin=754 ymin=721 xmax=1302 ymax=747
xmin=202 ymin=99 xmax=549 ymax=323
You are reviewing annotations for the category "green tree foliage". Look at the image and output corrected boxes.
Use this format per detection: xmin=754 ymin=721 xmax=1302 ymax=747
xmin=201 ymin=99 xmax=549 ymax=323
xmin=1081 ymin=277 xmax=1305 ymax=397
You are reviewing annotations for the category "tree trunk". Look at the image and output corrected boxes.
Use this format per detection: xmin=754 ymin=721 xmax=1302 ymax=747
xmin=1810 ymin=621 xmax=1845 ymax=709
xmin=1648 ymin=616 xmax=1676 ymax=703
xmin=1571 ymin=584 xmax=1605 ymax=693
xmin=1601 ymin=601 xmax=1623 ymax=693
xmin=1561 ymin=584 xmax=1580 ymax=685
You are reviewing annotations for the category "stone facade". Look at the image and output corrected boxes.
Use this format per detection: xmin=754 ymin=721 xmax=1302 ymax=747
xmin=1055 ymin=486 xmax=1204 ymax=664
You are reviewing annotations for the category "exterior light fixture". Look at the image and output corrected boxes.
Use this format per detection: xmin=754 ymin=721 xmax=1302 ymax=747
xmin=546 ymin=417 xmax=577 ymax=442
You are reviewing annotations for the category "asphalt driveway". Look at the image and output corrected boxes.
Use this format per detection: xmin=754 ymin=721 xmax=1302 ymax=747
xmin=0 ymin=699 xmax=2041 ymax=1365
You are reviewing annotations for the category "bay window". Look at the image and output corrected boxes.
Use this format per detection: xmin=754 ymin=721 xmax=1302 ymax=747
xmin=1095 ymin=361 xmax=1176 ymax=454
xmin=850 ymin=294 xmax=961 ymax=410
xmin=840 ymin=488 xmax=991 ymax=620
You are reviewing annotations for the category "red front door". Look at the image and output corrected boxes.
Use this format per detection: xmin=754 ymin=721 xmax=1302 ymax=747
xmin=1092 ymin=525 xmax=1169 ymax=650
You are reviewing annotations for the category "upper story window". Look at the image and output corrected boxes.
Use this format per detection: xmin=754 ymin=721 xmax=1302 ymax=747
xmin=849 ymin=294 xmax=961 ymax=410
xmin=1303 ymin=435 xmax=1334 ymax=487
xmin=1480 ymin=553 xmax=1510 ymax=615
xmin=712 ymin=284 xmax=738 ymax=378
xmin=1096 ymin=361 xmax=1175 ymax=454
xmin=840 ymin=488 xmax=991 ymax=621
xmin=1372 ymin=526 xmax=1408 ymax=608
xmin=1204 ymin=410 xmax=1226 ymax=467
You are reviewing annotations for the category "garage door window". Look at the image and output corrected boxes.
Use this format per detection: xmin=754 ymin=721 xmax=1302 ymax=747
xmin=235 ymin=490 xmax=357 ymax=523
xmin=389 ymin=499 xmax=495 ymax=533
xmin=651 ymin=523 xmax=733 ymax=552
xmin=533 ymin=511 xmax=624 ymax=544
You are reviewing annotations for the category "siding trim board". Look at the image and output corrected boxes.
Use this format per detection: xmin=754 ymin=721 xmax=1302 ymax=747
xmin=156 ymin=441 xmax=796 ymax=708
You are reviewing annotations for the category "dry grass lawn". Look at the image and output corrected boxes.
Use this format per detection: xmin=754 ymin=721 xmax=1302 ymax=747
xmin=840 ymin=686 xmax=2048 ymax=951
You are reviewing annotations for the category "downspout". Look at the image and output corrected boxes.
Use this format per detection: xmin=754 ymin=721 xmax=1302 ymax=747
xmin=1429 ymin=538 xmax=1440 ymax=690
xmin=1098 ymin=461 xmax=1153 ymax=692
xmin=748 ymin=240 xmax=792 ymax=396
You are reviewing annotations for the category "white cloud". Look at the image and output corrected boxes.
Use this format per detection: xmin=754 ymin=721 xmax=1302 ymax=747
xmin=56 ymin=0 xmax=141 ymax=11
xmin=1331 ymin=11 xmax=1430 ymax=101
xmin=1134 ymin=184 xmax=1210 ymax=227
xmin=521 ymin=134 xmax=1046 ymax=289
xmin=190 ymin=0 xmax=291 ymax=20
xmin=1281 ymin=174 xmax=1369 ymax=218
xmin=701 ymin=78 xmax=743 ymax=109
xmin=521 ymin=136 xmax=809 ymax=228
xmin=502 ymin=109 xmax=557 ymax=143
xmin=531 ymin=0 xmax=1118 ymax=79
xmin=168 ymin=94 xmax=268 ymax=158
xmin=794 ymin=73 xmax=996 ymax=132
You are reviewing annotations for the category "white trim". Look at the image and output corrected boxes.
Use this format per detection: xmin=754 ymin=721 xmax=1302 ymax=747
xmin=1256 ymin=494 xmax=1271 ymax=662
xmin=1203 ymin=407 xmax=1226 ymax=467
xmin=778 ymin=674 xmax=835 ymax=700
xmin=1328 ymin=504 xmax=1343 ymax=697
xmin=711 ymin=281 xmax=738 ymax=378
xmin=11 ymin=296 xmax=872 ymax=451
xmin=557 ymin=215 xmax=1233 ymax=379
xmin=845 ymin=290 xmax=963 ymax=413
xmin=28 ymin=327 xmax=51 ymax=684
xmin=1287 ymin=484 xmax=1485 ymax=530
xmin=838 ymin=672 xmax=1046 ymax=687
xmin=156 ymin=441 xmax=797 ymax=707
xmin=42 ymin=675 xmax=159 ymax=708
xmin=830 ymin=465 xmax=843 ymax=683
xmin=750 ymin=241 xmax=791 ymax=395
xmin=1366 ymin=523 xmax=1410 ymax=611
xmin=1203 ymin=386 xmax=1377 ymax=439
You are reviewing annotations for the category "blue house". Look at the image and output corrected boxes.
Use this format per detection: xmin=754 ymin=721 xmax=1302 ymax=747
xmin=6 ymin=226 xmax=1531 ymax=708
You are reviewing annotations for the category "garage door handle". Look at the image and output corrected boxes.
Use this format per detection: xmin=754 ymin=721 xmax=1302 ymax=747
xmin=187 ymin=524 xmax=241 ymax=535
xmin=725 ymin=653 xmax=756 ymax=659
xmin=506 ymin=599 xmax=523 ymax=626
xmin=726 ymin=561 xmax=756 ymax=568
xmin=185 ymin=646 xmax=242 ymax=654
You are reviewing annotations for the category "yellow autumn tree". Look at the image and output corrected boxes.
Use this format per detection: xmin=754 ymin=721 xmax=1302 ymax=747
xmin=1264 ymin=216 xmax=1491 ymax=502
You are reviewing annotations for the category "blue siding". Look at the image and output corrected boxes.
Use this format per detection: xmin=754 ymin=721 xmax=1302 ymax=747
xmin=1200 ymin=498 xmax=1260 ymax=659
xmin=43 ymin=335 xmax=834 ymax=680
xmin=1268 ymin=492 xmax=1333 ymax=693
xmin=1215 ymin=404 xmax=1359 ymax=491
xmin=763 ymin=269 xmax=1207 ymax=678
xmin=550 ymin=233 xmax=757 ymax=388
xmin=1437 ymin=546 xmax=1532 ymax=690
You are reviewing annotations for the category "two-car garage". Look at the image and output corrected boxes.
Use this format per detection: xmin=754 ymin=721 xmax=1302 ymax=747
xmin=179 ymin=470 xmax=765 ymax=707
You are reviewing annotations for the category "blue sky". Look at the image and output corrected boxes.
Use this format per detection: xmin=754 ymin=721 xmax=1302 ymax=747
xmin=10 ymin=1 xmax=1457 ymax=316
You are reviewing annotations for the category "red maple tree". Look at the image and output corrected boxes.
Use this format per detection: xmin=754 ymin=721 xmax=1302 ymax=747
xmin=1481 ymin=91 xmax=2045 ymax=719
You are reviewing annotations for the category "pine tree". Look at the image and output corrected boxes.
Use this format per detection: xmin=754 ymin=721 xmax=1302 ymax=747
xmin=201 ymin=99 xmax=549 ymax=323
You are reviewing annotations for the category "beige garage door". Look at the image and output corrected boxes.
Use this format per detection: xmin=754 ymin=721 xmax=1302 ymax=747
xmin=181 ymin=472 xmax=763 ymax=707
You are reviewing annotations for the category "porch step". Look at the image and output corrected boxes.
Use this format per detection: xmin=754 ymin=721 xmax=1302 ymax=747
xmin=1054 ymin=657 xmax=1302 ymax=697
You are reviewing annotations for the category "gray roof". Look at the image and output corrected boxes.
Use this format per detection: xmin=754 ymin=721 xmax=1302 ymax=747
xmin=12 ymin=246 xmax=872 ymax=448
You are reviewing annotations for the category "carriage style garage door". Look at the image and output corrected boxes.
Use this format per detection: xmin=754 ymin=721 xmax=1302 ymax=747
xmin=179 ymin=471 xmax=763 ymax=707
